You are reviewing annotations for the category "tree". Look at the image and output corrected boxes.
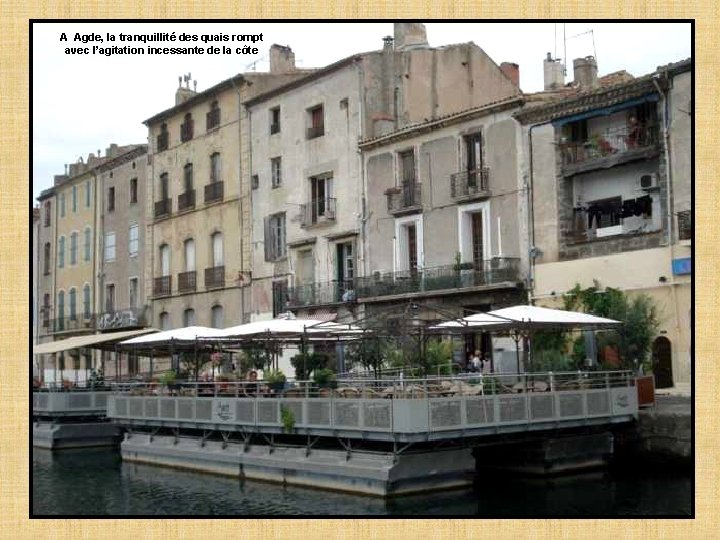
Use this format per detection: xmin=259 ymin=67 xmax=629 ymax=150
xmin=344 ymin=337 xmax=388 ymax=378
xmin=290 ymin=351 xmax=333 ymax=380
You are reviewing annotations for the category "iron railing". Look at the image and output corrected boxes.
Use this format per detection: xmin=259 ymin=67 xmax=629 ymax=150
xmin=560 ymin=124 xmax=659 ymax=167
xmin=178 ymin=270 xmax=197 ymax=293
xmin=178 ymin=189 xmax=196 ymax=212
xmin=299 ymin=197 xmax=337 ymax=227
xmin=355 ymin=258 xmax=521 ymax=299
xmin=96 ymin=307 xmax=145 ymax=331
xmin=204 ymin=266 xmax=225 ymax=289
xmin=48 ymin=315 xmax=96 ymax=333
xmin=206 ymin=108 xmax=220 ymax=131
xmin=451 ymin=167 xmax=490 ymax=199
xmin=307 ymin=125 xmax=324 ymax=139
xmin=286 ymin=279 xmax=355 ymax=308
xmin=677 ymin=210 xmax=692 ymax=241
xmin=386 ymin=183 xmax=422 ymax=214
xmin=156 ymin=132 xmax=168 ymax=152
xmin=154 ymin=198 xmax=171 ymax=219
xmin=204 ymin=181 xmax=224 ymax=204
xmin=180 ymin=119 xmax=194 ymax=142
xmin=153 ymin=276 xmax=171 ymax=297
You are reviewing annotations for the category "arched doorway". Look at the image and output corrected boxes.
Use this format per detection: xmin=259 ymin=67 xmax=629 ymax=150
xmin=652 ymin=336 xmax=673 ymax=389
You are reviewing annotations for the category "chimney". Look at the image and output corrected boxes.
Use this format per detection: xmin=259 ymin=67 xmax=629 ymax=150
xmin=269 ymin=44 xmax=296 ymax=73
xmin=382 ymin=35 xmax=394 ymax=53
xmin=394 ymin=23 xmax=429 ymax=51
xmin=500 ymin=62 xmax=520 ymax=87
xmin=106 ymin=143 xmax=119 ymax=158
xmin=543 ymin=52 xmax=565 ymax=90
xmin=175 ymin=73 xmax=197 ymax=105
xmin=573 ymin=56 xmax=599 ymax=89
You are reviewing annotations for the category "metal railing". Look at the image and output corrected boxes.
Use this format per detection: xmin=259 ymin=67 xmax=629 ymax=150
xmin=178 ymin=270 xmax=197 ymax=293
xmin=206 ymin=108 xmax=220 ymax=131
xmin=307 ymin=125 xmax=324 ymax=139
xmin=299 ymin=198 xmax=337 ymax=227
xmin=355 ymin=258 xmax=521 ymax=299
xmin=204 ymin=265 xmax=225 ymax=289
xmin=386 ymin=183 xmax=422 ymax=214
xmin=180 ymin=120 xmax=194 ymax=142
xmin=48 ymin=316 xmax=96 ymax=333
xmin=204 ymin=181 xmax=223 ymax=204
xmin=156 ymin=132 xmax=168 ymax=152
xmin=178 ymin=189 xmax=196 ymax=212
xmin=153 ymin=276 xmax=171 ymax=297
xmin=154 ymin=198 xmax=171 ymax=218
xmin=677 ymin=210 xmax=692 ymax=241
xmin=560 ymin=124 xmax=659 ymax=167
xmin=286 ymin=279 xmax=355 ymax=308
xmin=451 ymin=167 xmax=490 ymax=199
xmin=96 ymin=307 xmax=145 ymax=331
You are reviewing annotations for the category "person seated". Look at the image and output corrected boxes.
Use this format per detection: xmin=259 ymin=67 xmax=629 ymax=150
xmin=243 ymin=370 xmax=259 ymax=397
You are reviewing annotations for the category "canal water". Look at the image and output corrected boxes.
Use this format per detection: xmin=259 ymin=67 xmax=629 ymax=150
xmin=32 ymin=448 xmax=691 ymax=516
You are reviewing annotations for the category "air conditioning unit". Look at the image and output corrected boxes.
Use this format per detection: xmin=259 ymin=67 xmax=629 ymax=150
xmin=638 ymin=173 xmax=658 ymax=190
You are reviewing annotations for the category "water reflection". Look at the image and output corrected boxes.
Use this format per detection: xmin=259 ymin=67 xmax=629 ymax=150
xmin=33 ymin=449 xmax=691 ymax=516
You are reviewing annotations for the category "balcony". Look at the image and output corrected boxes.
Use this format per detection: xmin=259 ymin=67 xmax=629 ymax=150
xmin=156 ymin=132 xmax=168 ymax=152
xmin=96 ymin=307 xmax=145 ymax=331
xmin=154 ymin=198 xmax=171 ymax=219
xmin=451 ymin=167 xmax=490 ymax=201
xmin=204 ymin=266 xmax=225 ymax=289
xmin=178 ymin=189 xmax=196 ymax=212
xmin=153 ymin=276 xmax=171 ymax=297
xmin=307 ymin=125 xmax=324 ymax=139
xmin=286 ymin=279 xmax=355 ymax=308
xmin=559 ymin=124 xmax=660 ymax=176
xmin=299 ymin=198 xmax=336 ymax=228
xmin=49 ymin=315 xmax=96 ymax=333
xmin=180 ymin=120 xmax=194 ymax=142
xmin=386 ymin=183 xmax=422 ymax=216
xmin=204 ymin=181 xmax=224 ymax=204
xmin=178 ymin=270 xmax=197 ymax=293
xmin=677 ymin=210 xmax=692 ymax=242
xmin=206 ymin=109 xmax=220 ymax=131
xmin=355 ymin=258 xmax=521 ymax=300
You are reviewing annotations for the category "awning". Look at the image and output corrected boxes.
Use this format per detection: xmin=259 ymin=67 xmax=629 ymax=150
xmin=551 ymin=94 xmax=660 ymax=127
xmin=32 ymin=328 xmax=157 ymax=355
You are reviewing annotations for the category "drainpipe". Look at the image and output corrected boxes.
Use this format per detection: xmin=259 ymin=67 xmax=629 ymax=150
xmin=526 ymin=124 xmax=539 ymax=304
xmin=93 ymin=169 xmax=100 ymax=372
xmin=230 ymin=76 xmax=247 ymax=323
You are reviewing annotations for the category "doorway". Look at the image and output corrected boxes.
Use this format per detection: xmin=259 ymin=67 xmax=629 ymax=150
xmin=652 ymin=336 xmax=673 ymax=389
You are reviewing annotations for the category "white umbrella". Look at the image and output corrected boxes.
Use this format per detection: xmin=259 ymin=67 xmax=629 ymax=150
xmin=487 ymin=305 xmax=621 ymax=329
xmin=120 ymin=326 xmax=226 ymax=345
xmin=429 ymin=312 xmax=513 ymax=331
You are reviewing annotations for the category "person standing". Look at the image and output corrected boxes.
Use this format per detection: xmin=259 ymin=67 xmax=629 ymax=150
xmin=470 ymin=350 xmax=482 ymax=372
xmin=482 ymin=353 xmax=492 ymax=374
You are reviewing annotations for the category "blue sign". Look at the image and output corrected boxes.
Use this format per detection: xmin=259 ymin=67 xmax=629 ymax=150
xmin=672 ymin=257 xmax=691 ymax=275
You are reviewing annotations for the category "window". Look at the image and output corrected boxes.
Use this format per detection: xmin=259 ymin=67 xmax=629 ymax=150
xmin=43 ymin=243 xmax=51 ymax=274
xmin=159 ymin=173 xmax=169 ymax=199
xmin=104 ymin=232 xmax=116 ymax=262
xmin=69 ymin=288 xmax=77 ymax=321
xmin=58 ymin=236 xmax=65 ymax=268
xmin=337 ymin=242 xmax=355 ymax=282
xmin=181 ymin=113 xmax=194 ymax=142
xmin=70 ymin=232 xmax=78 ymax=265
xmin=271 ymin=157 xmax=282 ymax=188
xmin=129 ymin=278 xmax=138 ymax=309
xmin=43 ymin=294 xmax=50 ymax=327
xmin=264 ymin=213 xmax=286 ymax=261
xmin=159 ymin=244 xmax=170 ymax=276
xmin=270 ymin=106 xmax=280 ymax=134
xmin=57 ymin=291 xmax=65 ymax=325
xmin=129 ymin=224 xmax=139 ymax=257
xmin=44 ymin=201 xmax=51 ymax=227
xmin=210 ymin=153 xmax=221 ymax=184
xmin=84 ymin=227 xmax=92 ymax=261
xmin=157 ymin=123 xmax=169 ymax=152
xmin=130 ymin=178 xmax=138 ymax=204
xmin=183 ymin=308 xmax=196 ymax=327
xmin=159 ymin=311 xmax=170 ymax=330
xmin=395 ymin=215 xmax=424 ymax=273
xmin=107 ymin=186 xmax=115 ymax=212
xmin=211 ymin=305 xmax=224 ymax=329
xmin=85 ymin=181 xmax=91 ymax=208
xmin=72 ymin=186 xmax=77 ymax=213
xmin=60 ymin=194 xmax=66 ymax=217
xmin=251 ymin=175 xmax=259 ymax=190
xmin=272 ymin=280 xmax=288 ymax=317
xmin=207 ymin=100 xmax=220 ymax=130
xmin=307 ymin=104 xmax=324 ymax=139
xmin=105 ymin=284 xmax=115 ymax=313
xmin=471 ymin=213 xmax=484 ymax=266
xmin=309 ymin=173 xmax=334 ymax=223
xmin=184 ymin=163 xmax=194 ymax=193
xmin=458 ymin=202 xmax=489 ymax=264
xmin=211 ymin=232 xmax=224 ymax=267
xmin=83 ymin=284 xmax=91 ymax=319
xmin=184 ymin=238 xmax=195 ymax=272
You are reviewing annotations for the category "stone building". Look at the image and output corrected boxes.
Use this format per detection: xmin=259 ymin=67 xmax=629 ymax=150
xmin=142 ymin=56 xmax=309 ymax=332
xmin=515 ymin=57 xmax=692 ymax=391
xmin=32 ymin=207 xmax=40 ymax=348
xmin=246 ymin=23 xmax=522 ymax=326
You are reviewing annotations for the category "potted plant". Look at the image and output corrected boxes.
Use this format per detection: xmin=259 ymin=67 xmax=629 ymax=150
xmin=159 ymin=370 xmax=177 ymax=394
xmin=312 ymin=368 xmax=337 ymax=389
xmin=265 ymin=369 xmax=287 ymax=392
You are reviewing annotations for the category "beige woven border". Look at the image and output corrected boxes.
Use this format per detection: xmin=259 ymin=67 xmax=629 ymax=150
xmin=2 ymin=2 xmax=715 ymax=537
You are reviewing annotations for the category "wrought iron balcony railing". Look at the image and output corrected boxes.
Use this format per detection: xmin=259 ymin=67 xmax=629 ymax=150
xmin=299 ymin=198 xmax=337 ymax=227
xmin=178 ymin=270 xmax=197 ymax=293
xmin=204 ymin=181 xmax=224 ymax=204
xmin=153 ymin=276 xmax=171 ymax=297
xmin=286 ymin=279 xmax=356 ymax=308
xmin=386 ymin=182 xmax=422 ymax=215
xmin=96 ymin=307 xmax=145 ymax=331
xmin=206 ymin=109 xmax=220 ymax=131
xmin=204 ymin=266 xmax=225 ymax=289
xmin=178 ymin=189 xmax=196 ymax=212
xmin=451 ymin=167 xmax=490 ymax=200
xmin=154 ymin=198 xmax=171 ymax=219
xmin=559 ymin=124 xmax=659 ymax=168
